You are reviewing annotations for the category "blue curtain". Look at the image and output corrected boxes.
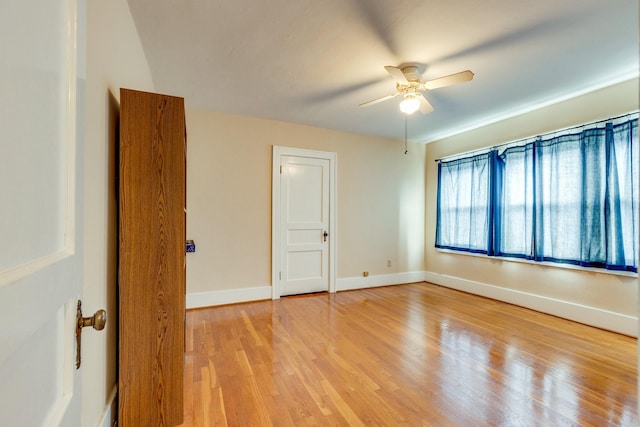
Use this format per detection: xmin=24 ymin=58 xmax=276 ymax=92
xmin=604 ymin=120 xmax=638 ymax=270
xmin=496 ymin=143 xmax=534 ymax=258
xmin=533 ymin=130 xmax=601 ymax=265
xmin=435 ymin=116 xmax=638 ymax=272
xmin=435 ymin=153 xmax=492 ymax=254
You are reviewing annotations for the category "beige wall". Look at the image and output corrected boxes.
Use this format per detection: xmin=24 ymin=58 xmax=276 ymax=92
xmin=186 ymin=109 xmax=426 ymax=294
xmin=425 ymin=78 xmax=639 ymax=319
xmin=80 ymin=4 xmax=637 ymax=418
xmin=84 ymin=0 xmax=154 ymax=425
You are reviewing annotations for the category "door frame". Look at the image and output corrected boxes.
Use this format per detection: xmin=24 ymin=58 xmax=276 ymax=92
xmin=272 ymin=146 xmax=337 ymax=299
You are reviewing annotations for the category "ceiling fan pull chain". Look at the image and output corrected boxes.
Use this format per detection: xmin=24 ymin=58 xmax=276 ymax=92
xmin=404 ymin=115 xmax=408 ymax=155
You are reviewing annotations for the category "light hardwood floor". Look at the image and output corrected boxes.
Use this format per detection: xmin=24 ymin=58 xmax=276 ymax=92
xmin=179 ymin=282 xmax=637 ymax=426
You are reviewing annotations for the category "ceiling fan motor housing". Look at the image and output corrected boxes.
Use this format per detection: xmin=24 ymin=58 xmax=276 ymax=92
xmin=400 ymin=65 xmax=423 ymax=82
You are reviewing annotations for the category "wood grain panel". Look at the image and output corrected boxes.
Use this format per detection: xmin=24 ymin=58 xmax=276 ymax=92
xmin=179 ymin=283 xmax=637 ymax=426
xmin=119 ymin=88 xmax=185 ymax=427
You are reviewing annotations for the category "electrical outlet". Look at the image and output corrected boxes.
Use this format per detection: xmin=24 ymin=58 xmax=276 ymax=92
xmin=387 ymin=260 xmax=392 ymax=267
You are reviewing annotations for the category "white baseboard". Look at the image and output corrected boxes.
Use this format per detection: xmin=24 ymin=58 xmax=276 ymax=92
xmin=424 ymin=271 xmax=638 ymax=337
xmin=185 ymin=272 xmax=424 ymax=309
xmin=97 ymin=386 xmax=117 ymax=427
xmin=186 ymin=285 xmax=272 ymax=309
xmin=336 ymin=271 xmax=426 ymax=292
xmin=184 ymin=273 xmax=637 ymax=337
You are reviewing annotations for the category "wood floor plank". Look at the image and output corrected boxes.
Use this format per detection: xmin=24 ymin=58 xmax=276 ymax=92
xmin=178 ymin=282 xmax=637 ymax=426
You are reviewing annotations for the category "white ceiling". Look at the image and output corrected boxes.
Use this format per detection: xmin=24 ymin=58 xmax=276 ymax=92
xmin=127 ymin=0 xmax=638 ymax=143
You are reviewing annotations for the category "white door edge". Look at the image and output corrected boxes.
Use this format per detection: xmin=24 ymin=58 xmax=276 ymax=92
xmin=272 ymin=146 xmax=337 ymax=299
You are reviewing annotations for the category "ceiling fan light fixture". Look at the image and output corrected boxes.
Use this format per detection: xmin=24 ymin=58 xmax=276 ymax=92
xmin=399 ymin=95 xmax=420 ymax=115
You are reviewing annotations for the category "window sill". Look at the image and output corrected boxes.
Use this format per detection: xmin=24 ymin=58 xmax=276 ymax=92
xmin=435 ymin=248 xmax=639 ymax=278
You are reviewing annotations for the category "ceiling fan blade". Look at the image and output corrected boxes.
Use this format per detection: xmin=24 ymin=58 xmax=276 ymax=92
xmin=423 ymin=70 xmax=474 ymax=90
xmin=359 ymin=92 xmax=400 ymax=107
xmin=384 ymin=65 xmax=408 ymax=84
xmin=417 ymin=93 xmax=434 ymax=114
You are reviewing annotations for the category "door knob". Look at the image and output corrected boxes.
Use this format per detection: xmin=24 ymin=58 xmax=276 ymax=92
xmin=79 ymin=308 xmax=106 ymax=330
xmin=75 ymin=300 xmax=107 ymax=369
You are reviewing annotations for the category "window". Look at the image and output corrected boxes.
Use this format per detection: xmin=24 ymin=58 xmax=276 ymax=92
xmin=496 ymin=143 xmax=534 ymax=258
xmin=435 ymin=153 xmax=492 ymax=254
xmin=435 ymin=115 xmax=639 ymax=273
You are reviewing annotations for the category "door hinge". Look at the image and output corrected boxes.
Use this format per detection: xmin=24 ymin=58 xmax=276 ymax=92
xmin=279 ymin=272 xmax=282 ymax=280
xmin=280 ymin=165 xmax=282 ymax=174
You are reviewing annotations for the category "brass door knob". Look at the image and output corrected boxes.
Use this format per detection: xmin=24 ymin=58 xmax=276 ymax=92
xmin=75 ymin=300 xmax=107 ymax=369
xmin=79 ymin=309 xmax=107 ymax=330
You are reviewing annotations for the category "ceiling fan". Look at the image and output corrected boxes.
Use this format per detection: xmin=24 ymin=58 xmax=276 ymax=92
xmin=360 ymin=64 xmax=474 ymax=115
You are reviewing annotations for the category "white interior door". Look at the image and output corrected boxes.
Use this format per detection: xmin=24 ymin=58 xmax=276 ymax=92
xmin=0 ymin=0 xmax=82 ymax=425
xmin=282 ymin=156 xmax=329 ymax=295
xmin=272 ymin=147 xmax=336 ymax=298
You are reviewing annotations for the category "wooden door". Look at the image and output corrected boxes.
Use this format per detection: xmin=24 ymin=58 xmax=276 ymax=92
xmin=0 ymin=0 xmax=83 ymax=425
xmin=119 ymin=88 xmax=186 ymax=426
